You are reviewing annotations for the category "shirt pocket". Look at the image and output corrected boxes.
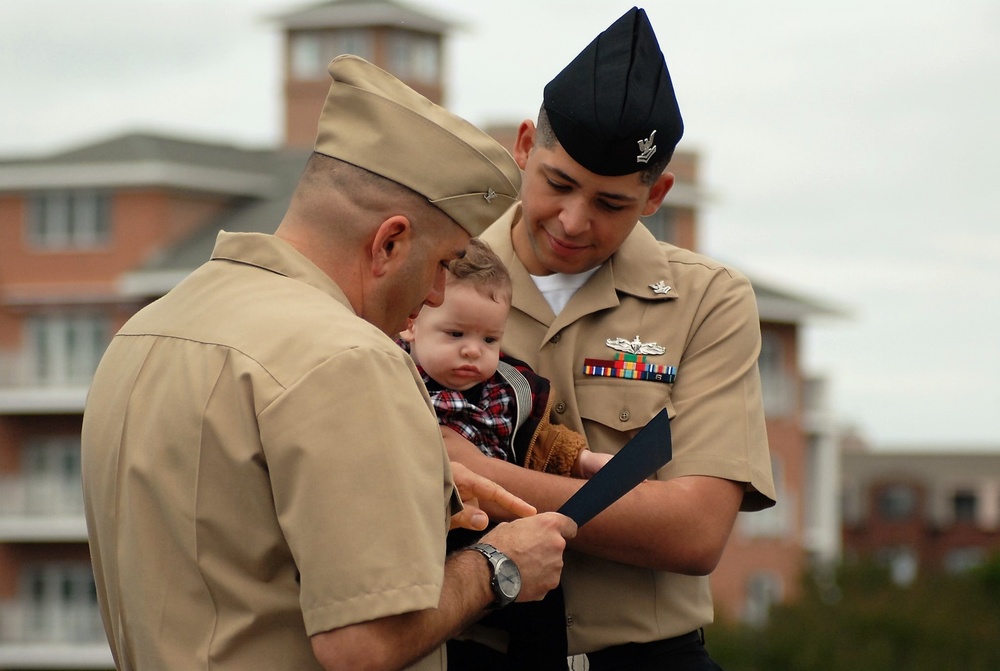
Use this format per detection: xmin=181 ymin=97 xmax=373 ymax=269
xmin=575 ymin=379 xmax=675 ymax=434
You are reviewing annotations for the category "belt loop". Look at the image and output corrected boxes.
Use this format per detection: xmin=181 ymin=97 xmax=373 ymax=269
xmin=698 ymin=627 xmax=705 ymax=645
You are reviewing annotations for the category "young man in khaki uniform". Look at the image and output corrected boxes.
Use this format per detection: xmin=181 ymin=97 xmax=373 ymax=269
xmin=81 ymin=55 xmax=576 ymax=671
xmin=447 ymin=8 xmax=776 ymax=669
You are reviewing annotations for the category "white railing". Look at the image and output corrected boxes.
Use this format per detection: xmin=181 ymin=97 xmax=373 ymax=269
xmin=0 ymin=475 xmax=84 ymax=518
xmin=0 ymin=350 xmax=95 ymax=389
xmin=0 ymin=475 xmax=87 ymax=541
xmin=0 ymin=600 xmax=105 ymax=644
xmin=0 ymin=642 xmax=113 ymax=670
xmin=0 ymin=350 xmax=92 ymax=414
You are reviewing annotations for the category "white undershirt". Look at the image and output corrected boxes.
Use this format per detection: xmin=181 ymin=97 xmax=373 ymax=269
xmin=530 ymin=267 xmax=600 ymax=315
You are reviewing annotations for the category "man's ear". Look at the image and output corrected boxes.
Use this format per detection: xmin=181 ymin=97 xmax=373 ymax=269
xmin=399 ymin=318 xmax=416 ymax=342
xmin=370 ymin=215 xmax=412 ymax=277
xmin=513 ymin=120 xmax=536 ymax=170
xmin=641 ymin=172 xmax=675 ymax=217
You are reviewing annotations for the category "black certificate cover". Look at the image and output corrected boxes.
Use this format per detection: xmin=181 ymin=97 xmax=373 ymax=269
xmin=557 ymin=408 xmax=672 ymax=526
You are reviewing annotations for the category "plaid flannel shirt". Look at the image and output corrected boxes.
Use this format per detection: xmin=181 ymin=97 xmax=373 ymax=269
xmin=397 ymin=341 xmax=553 ymax=464
xmin=424 ymin=375 xmax=515 ymax=461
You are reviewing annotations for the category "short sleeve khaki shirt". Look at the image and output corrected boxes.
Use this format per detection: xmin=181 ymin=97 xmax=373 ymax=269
xmin=481 ymin=206 xmax=775 ymax=653
xmin=82 ymin=232 xmax=458 ymax=670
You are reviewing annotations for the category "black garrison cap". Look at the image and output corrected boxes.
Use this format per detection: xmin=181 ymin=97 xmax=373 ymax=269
xmin=542 ymin=6 xmax=683 ymax=177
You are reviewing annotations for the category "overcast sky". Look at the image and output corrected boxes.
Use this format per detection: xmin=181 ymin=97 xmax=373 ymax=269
xmin=2 ymin=1 xmax=998 ymax=448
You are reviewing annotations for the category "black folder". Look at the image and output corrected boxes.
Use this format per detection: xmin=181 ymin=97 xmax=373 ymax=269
xmin=557 ymin=408 xmax=672 ymax=526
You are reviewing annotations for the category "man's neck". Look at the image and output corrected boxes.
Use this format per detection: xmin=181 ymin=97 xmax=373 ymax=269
xmin=510 ymin=216 xmax=550 ymax=276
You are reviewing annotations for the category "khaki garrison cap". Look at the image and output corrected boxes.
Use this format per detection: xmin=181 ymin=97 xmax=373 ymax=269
xmin=314 ymin=55 xmax=521 ymax=237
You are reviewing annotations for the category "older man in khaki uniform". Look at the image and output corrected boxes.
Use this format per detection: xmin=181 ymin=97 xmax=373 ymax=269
xmin=447 ymin=8 xmax=776 ymax=670
xmin=81 ymin=56 xmax=576 ymax=671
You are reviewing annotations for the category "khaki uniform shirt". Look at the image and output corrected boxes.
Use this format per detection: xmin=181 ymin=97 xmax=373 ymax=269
xmin=82 ymin=232 xmax=459 ymax=670
xmin=481 ymin=206 xmax=775 ymax=654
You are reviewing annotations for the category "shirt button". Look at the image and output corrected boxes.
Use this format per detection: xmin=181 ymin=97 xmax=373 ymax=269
xmin=566 ymin=614 xmax=574 ymax=627
xmin=555 ymin=402 xmax=567 ymax=414
xmin=550 ymin=334 xmax=561 ymax=344
xmin=619 ymin=410 xmax=630 ymax=422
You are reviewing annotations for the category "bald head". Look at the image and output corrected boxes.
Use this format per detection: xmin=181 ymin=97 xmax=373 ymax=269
xmin=275 ymin=153 xmax=469 ymax=334
xmin=278 ymin=153 xmax=458 ymax=259
xmin=286 ymin=154 xmax=426 ymax=239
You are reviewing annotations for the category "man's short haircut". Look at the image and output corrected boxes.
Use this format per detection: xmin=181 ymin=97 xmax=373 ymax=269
xmin=299 ymin=152 xmax=425 ymax=209
xmin=535 ymin=106 xmax=671 ymax=186
xmin=447 ymin=238 xmax=512 ymax=306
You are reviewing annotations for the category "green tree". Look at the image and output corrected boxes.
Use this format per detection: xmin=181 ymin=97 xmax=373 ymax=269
xmin=709 ymin=555 xmax=1000 ymax=671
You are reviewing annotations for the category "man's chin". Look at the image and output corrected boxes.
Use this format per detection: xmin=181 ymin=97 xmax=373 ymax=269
xmin=386 ymin=318 xmax=413 ymax=338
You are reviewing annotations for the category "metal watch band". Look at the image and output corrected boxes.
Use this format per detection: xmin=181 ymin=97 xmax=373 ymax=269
xmin=464 ymin=542 xmax=517 ymax=608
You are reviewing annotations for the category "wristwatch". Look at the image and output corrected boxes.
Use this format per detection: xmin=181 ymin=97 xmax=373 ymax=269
xmin=465 ymin=542 xmax=521 ymax=608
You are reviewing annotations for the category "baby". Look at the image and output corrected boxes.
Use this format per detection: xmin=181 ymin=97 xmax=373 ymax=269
xmin=400 ymin=237 xmax=608 ymax=478
xmin=398 ymin=238 xmax=609 ymax=669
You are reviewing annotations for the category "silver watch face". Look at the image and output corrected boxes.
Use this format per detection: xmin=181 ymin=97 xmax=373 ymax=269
xmin=495 ymin=557 xmax=522 ymax=601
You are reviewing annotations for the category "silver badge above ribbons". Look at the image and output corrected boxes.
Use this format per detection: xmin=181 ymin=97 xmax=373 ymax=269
xmin=606 ymin=336 xmax=665 ymax=356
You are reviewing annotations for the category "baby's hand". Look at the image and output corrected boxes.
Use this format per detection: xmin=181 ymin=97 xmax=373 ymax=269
xmin=572 ymin=449 xmax=614 ymax=479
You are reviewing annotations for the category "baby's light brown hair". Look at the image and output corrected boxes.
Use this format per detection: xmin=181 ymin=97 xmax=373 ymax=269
xmin=447 ymin=238 xmax=512 ymax=306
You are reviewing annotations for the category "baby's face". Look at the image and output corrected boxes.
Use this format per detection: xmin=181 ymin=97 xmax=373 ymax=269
xmin=404 ymin=283 xmax=508 ymax=391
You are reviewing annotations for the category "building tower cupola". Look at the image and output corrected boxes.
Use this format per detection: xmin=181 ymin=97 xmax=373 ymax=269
xmin=274 ymin=0 xmax=452 ymax=148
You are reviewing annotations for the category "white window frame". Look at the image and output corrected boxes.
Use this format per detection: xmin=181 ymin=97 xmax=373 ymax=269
xmin=758 ymin=330 xmax=795 ymax=417
xmin=388 ymin=31 xmax=439 ymax=84
xmin=877 ymin=483 xmax=917 ymax=521
xmin=642 ymin=206 xmax=677 ymax=244
xmin=740 ymin=455 xmax=792 ymax=538
xmin=22 ymin=436 xmax=84 ymax=516
xmin=19 ymin=562 xmax=102 ymax=643
xmin=27 ymin=189 xmax=111 ymax=250
xmin=290 ymin=32 xmax=324 ymax=79
xmin=337 ymin=29 xmax=373 ymax=62
xmin=26 ymin=313 xmax=109 ymax=386
xmin=292 ymin=30 xmax=375 ymax=79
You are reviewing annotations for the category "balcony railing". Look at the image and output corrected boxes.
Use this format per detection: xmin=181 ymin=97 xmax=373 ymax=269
xmin=0 ymin=476 xmax=87 ymax=541
xmin=0 ymin=642 xmax=113 ymax=670
xmin=0 ymin=601 xmax=105 ymax=644
xmin=0 ymin=601 xmax=112 ymax=669
xmin=0 ymin=350 xmax=92 ymax=414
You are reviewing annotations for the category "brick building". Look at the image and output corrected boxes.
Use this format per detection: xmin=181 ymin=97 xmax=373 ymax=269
xmin=0 ymin=1 xmax=836 ymax=666
xmin=842 ymin=447 xmax=1000 ymax=584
